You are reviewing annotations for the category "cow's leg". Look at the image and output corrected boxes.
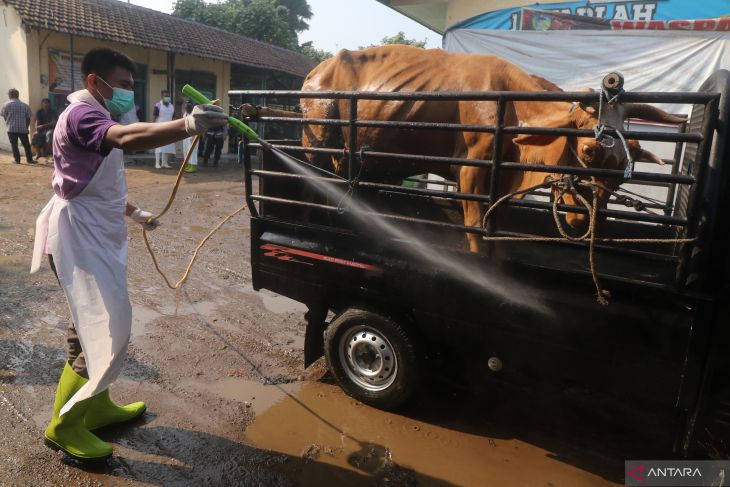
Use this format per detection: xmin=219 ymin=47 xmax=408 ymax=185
xmin=460 ymin=165 xmax=490 ymax=253
xmin=299 ymin=99 xmax=341 ymax=222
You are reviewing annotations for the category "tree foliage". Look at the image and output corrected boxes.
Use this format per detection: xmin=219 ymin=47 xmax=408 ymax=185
xmin=299 ymin=41 xmax=332 ymax=63
xmin=173 ymin=0 xmax=312 ymax=50
xmin=359 ymin=31 xmax=427 ymax=50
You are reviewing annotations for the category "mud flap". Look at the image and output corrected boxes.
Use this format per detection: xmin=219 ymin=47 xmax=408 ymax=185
xmin=304 ymin=305 xmax=328 ymax=368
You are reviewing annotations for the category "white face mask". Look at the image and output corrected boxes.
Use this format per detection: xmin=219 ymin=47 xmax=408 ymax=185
xmin=163 ymin=96 xmax=171 ymax=104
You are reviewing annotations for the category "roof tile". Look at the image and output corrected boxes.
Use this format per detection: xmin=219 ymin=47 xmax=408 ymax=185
xmin=5 ymin=0 xmax=316 ymax=77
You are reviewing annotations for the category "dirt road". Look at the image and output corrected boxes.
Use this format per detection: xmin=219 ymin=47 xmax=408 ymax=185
xmin=0 ymin=152 xmax=625 ymax=486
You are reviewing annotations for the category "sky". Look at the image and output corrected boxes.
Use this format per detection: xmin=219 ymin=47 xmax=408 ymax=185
xmin=128 ymin=0 xmax=442 ymax=52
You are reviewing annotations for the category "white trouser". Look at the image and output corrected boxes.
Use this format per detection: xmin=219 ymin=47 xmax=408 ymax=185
xmin=155 ymin=152 xmax=170 ymax=168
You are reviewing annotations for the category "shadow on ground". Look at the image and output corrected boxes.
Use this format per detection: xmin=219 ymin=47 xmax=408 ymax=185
xmin=67 ymin=425 xmax=455 ymax=487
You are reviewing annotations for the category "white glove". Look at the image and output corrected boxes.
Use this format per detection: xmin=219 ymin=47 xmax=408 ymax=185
xmin=184 ymin=104 xmax=228 ymax=136
xmin=130 ymin=208 xmax=160 ymax=231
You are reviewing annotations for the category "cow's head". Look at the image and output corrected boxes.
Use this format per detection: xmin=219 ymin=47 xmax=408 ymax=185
xmin=513 ymin=100 xmax=684 ymax=230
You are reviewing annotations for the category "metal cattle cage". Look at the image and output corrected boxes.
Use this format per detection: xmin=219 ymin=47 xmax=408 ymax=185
xmin=234 ymin=85 xmax=718 ymax=296
xmin=231 ymin=70 xmax=730 ymax=455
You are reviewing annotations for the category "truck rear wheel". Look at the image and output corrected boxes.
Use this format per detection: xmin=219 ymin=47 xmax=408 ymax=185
xmin=324 ymin=308 xmax=420 ymax=410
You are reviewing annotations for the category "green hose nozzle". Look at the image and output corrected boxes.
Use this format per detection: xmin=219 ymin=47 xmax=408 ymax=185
xmin=181 ymin=84 xmax=260 ymax=141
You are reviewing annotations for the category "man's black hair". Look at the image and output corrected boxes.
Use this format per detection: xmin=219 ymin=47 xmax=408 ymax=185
xmin=81 ymin=48 xmax=136 ymax=79
xmin=8 ymin=89 xmax=19 ymax=99
xmin=41 ymin=98 xmax=51 ymax=103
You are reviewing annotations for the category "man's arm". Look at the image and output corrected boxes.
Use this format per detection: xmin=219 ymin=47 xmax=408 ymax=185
xmin=104 ymin=104 xmax=228 ymax=152
xmin=104 ymin=119 xmax=188 ymax=152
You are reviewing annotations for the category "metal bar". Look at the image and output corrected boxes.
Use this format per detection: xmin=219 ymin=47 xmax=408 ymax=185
xmin=677 ymin=98 xmax=719 ymax=286
xmin=242 ymin=138 xmax=258 ymax=218
xmin=251 ymin=115 xmax=700 ymax=142
xmin=252 ymin=195 xmax=488 ymax=234
xmin=252 ymin=195 xmax=337 ymax=212
xmin=665 ymin=122 xmax=687 ymax=216
xmin=249 ymin=143 xmax=345 ymax=157
xmin=348 ymin=97 xmax=357 ymax=180
xmin=357 ymin=181 xmax=492 ymax=203
xmin=252 ymin=194 xmax=685 ymax=236
xmin=251 ymin=171 xmax=491 ymax=203
xmin=607 ymin=200 xmax=670 ymax=211
xmin=486 ymin=97 xmax=507 ymax=237
xmin=354 ymin=120 xmax=496 ymax=133
xmin=257 ymin=116 xmax=497 ymax=133
xmin=229 ymin=90 xmax=717 ymax=104
xmin=252 ymin=170 xmax=672 ymax=213
xmin=495 ymin=230 xmax=681 ymax=263
xmin=362 ymin=150 xmax=493 ymax=169
xmin=257 ymin=116 xmax=349 ymax=127
xmin=403 ymin=177 xmax=458 ymax=187
xmin=507 ymin=198 xmax=687 ymax=226
xmin=503 ymin=126 xmax=703 ymax=143
xmin=250 ymin=170 xmax=348 ymax=184
xmin=499 ymin=162 xmax=695 ymax=184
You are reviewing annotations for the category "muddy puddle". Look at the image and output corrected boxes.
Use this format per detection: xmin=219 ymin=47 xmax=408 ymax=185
xmin=131 ymin=299 xmax=217 ymax=334
xmin=259 ymin=290 xmax=308 ymax=315
xmin=198 ymin=378 xmax=619 ymax=486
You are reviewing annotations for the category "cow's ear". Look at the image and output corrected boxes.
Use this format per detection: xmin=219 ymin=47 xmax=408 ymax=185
xmin=513 ymin=112 xmax=574 ymax=146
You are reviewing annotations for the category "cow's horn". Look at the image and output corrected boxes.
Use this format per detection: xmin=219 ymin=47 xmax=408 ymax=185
xmin=624 ymin=104 xmax=687 ymax=124
xmin=636 ymin=147 xmax=666 ymax=165
xmin=577 ymin=87 xmax=598 ymax=114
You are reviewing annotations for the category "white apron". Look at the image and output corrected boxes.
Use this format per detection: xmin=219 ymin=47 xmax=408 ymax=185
xmin=154 ymin=101 xmax=176 ymax=155
xmin=182 ymin=136 xmax=197 ymax=166
xmin=31 ymin=92 xmax=132 ymax=416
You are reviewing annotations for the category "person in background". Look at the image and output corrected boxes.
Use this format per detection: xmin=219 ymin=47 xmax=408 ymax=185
xmin=1 ymin=88 xmax=35 ymax=164
xmin=152 ymin=89 xmax=176 ymax=169
xmin=118 ymin=103 xmax=140 ymax=165
xmin=202 ymin=124 xmax=226 ymax=167
xmin=118 ymin=103 xmax=139 ymax=125
xmin=30 ymin=47 xmax=228 ymax=462
xmin=32 ymin=98 xmax=58 ymax=159
xmin=182 ymin=101 xmax=198 ymax=173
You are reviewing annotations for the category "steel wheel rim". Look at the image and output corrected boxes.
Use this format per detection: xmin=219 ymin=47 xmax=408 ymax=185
xmin=339 ymin=326 xmax=398 ymax=392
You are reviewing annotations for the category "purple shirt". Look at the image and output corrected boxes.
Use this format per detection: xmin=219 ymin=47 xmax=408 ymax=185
xmin=52 ymin=103 xmax=117 ymax=199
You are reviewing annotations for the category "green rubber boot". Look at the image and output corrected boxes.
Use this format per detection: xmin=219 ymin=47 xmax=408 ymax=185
xmin=184 ymin=163 xmax=197 ymax=173
xmin=85 ymin=389 xmax=146 ymax=431
xmin=44 ymin=363 xmax=113 ymax=461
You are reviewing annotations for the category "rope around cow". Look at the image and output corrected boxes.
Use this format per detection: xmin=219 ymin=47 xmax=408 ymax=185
xmin=479 ymin=156 xmax=694 ymax=306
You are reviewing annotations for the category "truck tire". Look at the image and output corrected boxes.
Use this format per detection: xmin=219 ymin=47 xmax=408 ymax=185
xmin=324 ymin=308 xmax=420 ymax=410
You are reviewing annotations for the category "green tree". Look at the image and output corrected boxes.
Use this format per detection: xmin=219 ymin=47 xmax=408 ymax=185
xmin=278 ymin=0 xmax=313 ymax=32
xmin=173 ymin=0 xmax=312 ymax=50
xmin=359 ymin=31 xmax=427 ymax=50
xmin=299 ymin=41 xmax=332 ymax=63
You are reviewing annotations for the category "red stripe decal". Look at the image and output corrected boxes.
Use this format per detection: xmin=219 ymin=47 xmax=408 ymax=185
xmin=261 ymin=243 xmax=380 ymax=272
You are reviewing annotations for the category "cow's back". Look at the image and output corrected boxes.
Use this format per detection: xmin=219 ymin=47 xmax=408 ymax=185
xmin=299 ymin=46 xmax=531 ymax=181
xmin=303 ymin=45 xmax=514 ymax=93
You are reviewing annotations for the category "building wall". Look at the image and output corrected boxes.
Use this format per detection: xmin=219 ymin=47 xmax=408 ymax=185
xmin=3 ymin=20 xmax=232 ymax=155
xmin=445 ymin=0 xmax=566 ymax=28
xmin=0 ymin=6 xmax=30 ymax=151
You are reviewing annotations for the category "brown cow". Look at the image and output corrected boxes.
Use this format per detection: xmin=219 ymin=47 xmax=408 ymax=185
xmin=251 ymin=45 xmax=683 ymax=251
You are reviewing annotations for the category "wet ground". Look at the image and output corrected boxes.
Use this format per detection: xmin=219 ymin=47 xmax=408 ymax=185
xmin=0 ymin=151 xmax=628 ymax=486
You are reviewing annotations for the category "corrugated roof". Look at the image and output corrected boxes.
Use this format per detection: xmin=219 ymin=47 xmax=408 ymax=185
xmin=4 ymin=0 xmax=316 ymax=77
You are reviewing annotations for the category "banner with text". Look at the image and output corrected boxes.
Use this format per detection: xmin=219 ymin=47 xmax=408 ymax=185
xmin=451 ymin=1 xmax=730 ymax=31
xmin=48 ymin=49 xmax=84 ymax=94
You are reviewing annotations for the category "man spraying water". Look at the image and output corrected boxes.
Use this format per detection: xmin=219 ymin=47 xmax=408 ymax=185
xmin=30 ymin=47 xmax=228 ymax=461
